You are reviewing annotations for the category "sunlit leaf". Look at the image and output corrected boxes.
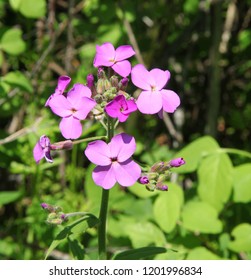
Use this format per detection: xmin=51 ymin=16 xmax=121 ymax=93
xmin=186 ymin=247 xmax=221 ymax=260
xmin=228 ymin=223 xmax=251 ymax=253
xmin=0 ymin=28 xmax=26 ymax=55
xmin=233 ymin=164 xmax=251 ymax=203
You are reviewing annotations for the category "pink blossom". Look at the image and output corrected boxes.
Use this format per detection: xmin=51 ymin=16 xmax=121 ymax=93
xmin=93 ymin=42 xmax=135 ymax=77
xmin=33 ymin=135 xmax=53 ymax=164
xmin=131 ymin=64 xmax=180 ymax=114
xmin=45 ymin=75 xmax=71 ymax=107
xmin=105 ymin=95 xmax=137 ymax=122
xmin=49 ymin=84 xmax=96 ymax=139
xmin=85 ymin=133 xmax=141 ymax=189
xmin=169 ymin=157 xmax=186 ymax=167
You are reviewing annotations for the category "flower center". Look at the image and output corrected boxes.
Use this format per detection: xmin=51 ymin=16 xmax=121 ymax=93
xmin=71 ymin=108 xmax=77 ymax=113
xmin=111 ymin=157 xmax=118 ymax=163
xmin=151 ymin=85 xmax=157 ymax=92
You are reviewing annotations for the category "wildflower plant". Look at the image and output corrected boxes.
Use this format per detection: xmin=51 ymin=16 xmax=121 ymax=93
xmin=34 ymin=42 xmax=185 ymax=260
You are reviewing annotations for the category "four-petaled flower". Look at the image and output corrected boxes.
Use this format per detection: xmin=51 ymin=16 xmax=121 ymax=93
xmin=131 ymin=64 xmax=180 ymax=114
xmin=93 ymin=42 xmax=135 ymax=78
xmin=85 ymin=133 xmax=141 ymax=189
xmin=49 ymin=84 xmax=96 ymax=139
xmin=105 ymin=95 xmax=137 ymax=122
xmin=45 ymin=75 xmax=71 ymax=107
xmin=33 ymin=135 xmax=53 ymax=164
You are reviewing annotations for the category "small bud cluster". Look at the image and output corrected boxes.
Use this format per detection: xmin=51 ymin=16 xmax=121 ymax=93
xmin=138 ymin=158 xmax=185 ymax=192
xmin=41 ymin=203 xmax=66 ymax=225
xmin=90 ymin=67 xmax=133 ymax=120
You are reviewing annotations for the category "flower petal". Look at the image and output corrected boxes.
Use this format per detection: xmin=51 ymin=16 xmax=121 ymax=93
xmin=92 ymin=165 xmax=116 ymax=189
xmin=113 ymin=159 xmax=141 ymax=187
xmin=150 ymin=69 xmax=170 ymax=90
xmin=59 ymin=116 xmax=82 ymax=139
xmin=33 ymin=141 xmax=44 ymax=164
xmin=161 ymin=89 xmax=180 ymax=113
xmin=115 ymin=45 xmax=135 ymax=61
xmin=49 ymin=95 xmax=72 ymax=117
xmin=93 ymin=42 xmax=115 ymax=67
xmin=73 ymin=97 xmax=96 ymax=120
xmin=131 ymin=64 xmax=154 ymax=91
xmin=55 ymin=76 xmax=71 ymax=94
xmin=136 ymin=91 xmax=163 ymax=114
xmin=112 ymin=60 xmax=131 ymax=77
xmin=105 ymin=98 xmax=121 ymax=118
xmin=123 ymin=99 xmax=137 ymax=114
xmin=85 ymin=140 xmax=111 ymax=165
xmin=67 ymin=84 xmax=92 ymax=106
xmin=109 ymin=133 xmax=136 ymax=162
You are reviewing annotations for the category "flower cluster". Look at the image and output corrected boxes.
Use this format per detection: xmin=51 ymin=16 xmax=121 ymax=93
xmin=34 ymin=42 xmax=184 ymax=191
xmin=138 ymin=158 xmax=186 ymax=192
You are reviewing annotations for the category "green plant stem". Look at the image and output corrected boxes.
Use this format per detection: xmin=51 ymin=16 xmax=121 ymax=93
xmin=72 ymin=135 xmax=107 ymax=145
xmin=98 ymin=117 xmax=114 ymax=260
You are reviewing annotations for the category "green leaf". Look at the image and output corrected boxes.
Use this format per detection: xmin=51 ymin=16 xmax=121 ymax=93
xmin=0 ymin=191 xmax=22 ymax=206
xmin=233 ymin=164 xmax=251 ymax=203
xmin=45 ymin=215 xmax=99 ymax=259
xmin=126 ymin=221 xmax=166 ymax=248
xmin=198 ymin=153 xmax=233 ymax=211
xmin=0 ymin=50 xmax=3 ymax=66
xmin=0 ymin=28 xmax=26 ymax=55
xmin=113 ymin=247 xmax=167 ymax=260
xmin=68 ymin=237 xmax=85 ymax=260
xmin=228 ymin=223 xmax=251 ymax=253
xmin=9 ymin=0 xmax=22 ymax=10
xmin=181 ymin=201 xmax=223 ymax=234
xmin=174 ymin=136 xmax=219 ymax=173
xmin=2 ymin=71 xmax=33 ymax=93
xmin=186 ymin=247 xmax=221 ymax=260
xmin=128 ymin=181 xmax=158 ymax=198
xmin=153 ymin=183 xmax=184 ymax=233
xmin=19 ymin=0 xmax=46 ymax=18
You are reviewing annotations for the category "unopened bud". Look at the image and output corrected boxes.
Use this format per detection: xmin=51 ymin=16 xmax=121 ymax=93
xmin=119 ymin=77 xmax=128 ymax=91
xmin=110 ymin=75 xmax=119 ymax=88
xmin=86 ymin=74 xmax=95 ymax=89
xmin=169 ymin=157 xmax=186 ymax=167
xmin=51 ymin=140 xmax=73 ymax=150
xmin=138 ymin=176 xmax=149 ymax=184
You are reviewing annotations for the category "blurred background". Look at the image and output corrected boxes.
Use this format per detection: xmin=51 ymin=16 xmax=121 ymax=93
xmin=0 ymin=0 xmax=251 ymax=260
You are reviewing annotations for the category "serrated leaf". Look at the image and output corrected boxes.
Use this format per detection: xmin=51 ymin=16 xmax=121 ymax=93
xmin=2 ymin=71 xmax=33 ymax=93
xmin=153 ymin=183 xmax=184 ymax=233
xmin=113 ymin=247 xmax=167 ymax=260
xmin=186 ymin=247 xmax=221 ymax=260
xmin=174 ymin=136 xmax=219 ymax=173
xmin=233 ymin=164 xmax=251 ymax=203
xmin=0 ymin=28 xmax=26 ymax=55
xmin=228 ymin=223 xmax=251 ymax=253
xmin=198 ymin=153 xmax=233 ymax=211
xmin=0 ymin=191 xmax=22 ymax=206
xmin=181 ymin=201 xmax=223 ymax=234
xmin=45 ymin=215 xmax=99 ymax=259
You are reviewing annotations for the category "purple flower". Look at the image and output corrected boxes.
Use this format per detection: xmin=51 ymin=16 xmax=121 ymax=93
xmin=33 ymin=135 xmax=53 ymax=164
xmin=131 ymin=64 xmax=180 ymax=114
xmin=49 ymin=84 xmax=96 ymax=139
xmin=93 ymin=42 xmax=135 ymax=77
xmin=169 ymin=157 xmax=186 ymax=167
xmin=45 ymin=75 xmax=71 ymax=107
xmin=85 ymin=133 xmax=141 ymax=189
xmin=105 ymin=95 xmax=137 ymax=122
xmin=86 ymin=74 xmax=95 ymax=89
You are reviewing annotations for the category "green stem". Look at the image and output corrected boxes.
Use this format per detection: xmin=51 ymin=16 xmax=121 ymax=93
xmin=72 ymin=135 xmax=107 ymax=145
xmin=98 ymin=116 xmax=114 ymax=260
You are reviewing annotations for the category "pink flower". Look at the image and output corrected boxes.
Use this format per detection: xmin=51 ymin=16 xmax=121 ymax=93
xmin=93 ymin=42 xmax=135 ymax=77
xmin=33 ymin=135 xmax=53 ymax=164
xmin=49 ymin=84 xmax=96 ymax=139
xmin=85 ymin=133 xmax=141 ymax=189
xmin=131 ymin=64 xmax=180 ymax=114
xmin=45 ymin=75 xmax=71 ymax=107
xmin=105 ymin=95 xmax=137 ymax=122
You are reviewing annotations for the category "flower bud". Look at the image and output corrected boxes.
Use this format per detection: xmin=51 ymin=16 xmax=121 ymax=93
xmin=169 ymin=157 xmax=186 ymax=167
xmin=138 ymin=176 xmax=149 ymax=184
xmin=145 ymin=183 xmax=156 ymax=192
xmin=50 ymin=140 xmax=73 ymax=151
xmin=86 ymin=74 xmax=95 ymax=89
xmin=110 ymin=75 xmax=119 ymax=88
xmin=119 ymin=77 xmax=128 ymax=91
xmin=150 ymin=162 xmax=164 ymax=172
xmin=97 ymin=67 xmax=105 ymax=79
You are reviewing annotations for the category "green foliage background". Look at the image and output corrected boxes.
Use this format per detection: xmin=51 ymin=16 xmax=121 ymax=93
xmin=0 ymin=0 xmax=251 ymax=260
